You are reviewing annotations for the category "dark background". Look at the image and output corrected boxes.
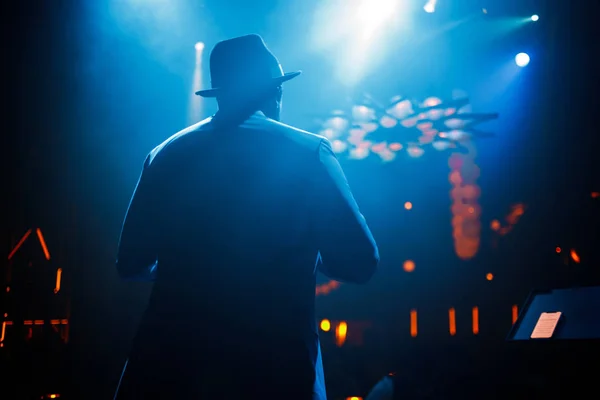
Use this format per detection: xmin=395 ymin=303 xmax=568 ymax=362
xmin=4 ymin=0 xmax=600 ymax=398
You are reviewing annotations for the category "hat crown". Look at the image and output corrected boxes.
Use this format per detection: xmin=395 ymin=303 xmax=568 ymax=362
xmin=208 ymin=34 xmax=284 ymax=91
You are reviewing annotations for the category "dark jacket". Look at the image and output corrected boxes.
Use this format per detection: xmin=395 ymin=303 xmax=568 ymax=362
xmin=114 ymin=111 xmax=379 ymax=399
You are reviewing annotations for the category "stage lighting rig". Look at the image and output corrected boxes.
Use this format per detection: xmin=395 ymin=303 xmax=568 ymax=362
xmin=312 ymin=93 xmax=498 ymax=162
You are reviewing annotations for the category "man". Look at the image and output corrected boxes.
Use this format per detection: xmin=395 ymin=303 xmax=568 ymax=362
xmin=114 ymin=34 xmax=379 ymax=399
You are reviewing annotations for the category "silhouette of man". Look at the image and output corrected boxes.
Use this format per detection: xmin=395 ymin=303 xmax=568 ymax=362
xmin=114 ymin=34 xmax=379 ymax=400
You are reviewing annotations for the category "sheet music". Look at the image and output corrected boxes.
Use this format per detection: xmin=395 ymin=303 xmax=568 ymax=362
xmin=531 ymin=311 xmax=562 ymax=339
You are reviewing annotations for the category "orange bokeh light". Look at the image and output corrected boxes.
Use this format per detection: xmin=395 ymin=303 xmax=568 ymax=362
xmin=403 ymin=260 xmax=415 ymax=272
xmin=410 ymin=309 xmax=418 ymax=337
xmin=448 ymin=308 xmax=456 ymax=336
xmin=404 ymin=201 xmax=412 ymax=210
xmin=490 ymin=219 xmax=501 ymax=231
xmin=335 ymin=321 xmax=348 ymax=347
xmin=320 ymin=319 xmax=331 ymax=332
xmin=472 ymin=306 xmax=479 ymax=335
xmin=555 ymin=246 xmax=561 ymax=253
xmin=570 ymin=249 xmax=580 ymax=263
xmin=316 ymin=280 xmax=341 ymax=296
xmin=486 ymin=273 xmax=494 ymax=281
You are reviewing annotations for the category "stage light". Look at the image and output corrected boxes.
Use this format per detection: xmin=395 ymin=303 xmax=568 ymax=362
xmin=570 ymin=249 xmax=580 ymax=263
xmin=335 ymin=321 xmax=348 ymax=347
xmin=316 ymin=93 xmax=497 ymax=163
xmin=515 ymin=53 xmax=530 ymax=67
xmin=195 ymin=42 xmax=204 ymax=51
xmin=490 ymin=219 xmax=501 ymax=231
xmin=410 ymin=309 xmax=418 ymax=337
xmin=531 ymin=14 xmax=539 ymax=21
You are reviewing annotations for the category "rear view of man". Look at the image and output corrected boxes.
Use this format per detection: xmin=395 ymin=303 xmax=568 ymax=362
xmin=114 ymin=34 xmax=379 ymax=400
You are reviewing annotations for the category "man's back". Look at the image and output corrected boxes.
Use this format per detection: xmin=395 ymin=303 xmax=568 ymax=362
xmin=115 ymin=112 xmax=378 ymax=399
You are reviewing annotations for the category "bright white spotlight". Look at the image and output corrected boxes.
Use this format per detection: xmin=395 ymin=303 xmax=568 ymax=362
xmin=195 ymin=42 xmax=204 ymax=51
xmin=515 ymin=53 xmax=530 ymax=67
xmin=531 ymin=14 xmax=539 ymax=22
xmin=424 ymin=0 xmax=435 ymax=13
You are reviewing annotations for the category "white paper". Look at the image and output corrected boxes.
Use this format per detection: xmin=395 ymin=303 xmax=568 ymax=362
xmin=531 ymin=311 xmax=562 ymax=339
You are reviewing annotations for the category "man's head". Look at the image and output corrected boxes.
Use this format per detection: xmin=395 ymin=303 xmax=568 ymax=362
xmin=195 ymin=34 xmax=300 ymax=121
xmin=215 ymin=83 xmax=283 ymax=121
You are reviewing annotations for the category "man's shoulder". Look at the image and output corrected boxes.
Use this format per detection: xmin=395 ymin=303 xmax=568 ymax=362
xmin=146 ymin=117 xmax=213 ymax=166
xmin=258 ymin=117 xmax=326 ymax=152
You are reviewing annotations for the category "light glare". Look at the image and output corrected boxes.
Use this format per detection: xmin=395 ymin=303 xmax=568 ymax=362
xmin=195 ymin=42 xmax=204 ymax=51
xmin=515 ymin=52 xmax=530 ymax=67
xmin=531 ymin=14 xmax=539 ymax=22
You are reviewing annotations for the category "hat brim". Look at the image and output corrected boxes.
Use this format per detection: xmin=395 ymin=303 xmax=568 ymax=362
xmin=195 ymin=71 xmax=302 ymax=98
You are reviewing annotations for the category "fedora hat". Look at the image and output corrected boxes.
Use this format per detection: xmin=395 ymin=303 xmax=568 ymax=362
xmin=195 ymin=34 xmax=301 ymax=98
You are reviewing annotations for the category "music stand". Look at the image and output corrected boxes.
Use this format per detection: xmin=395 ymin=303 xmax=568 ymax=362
xmin=503 ymin=285 xmax=600 ymax=396
xmin=507 ymin=285 xmax=600 ymax=341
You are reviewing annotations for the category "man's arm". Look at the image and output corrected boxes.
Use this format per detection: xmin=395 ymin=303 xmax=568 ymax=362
xmin=311 ymin=139 xmax=379 ymax=283
xmin=116 ymin=154 xmax=159 ymax=281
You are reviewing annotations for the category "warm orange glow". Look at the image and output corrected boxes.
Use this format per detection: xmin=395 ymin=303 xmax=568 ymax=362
xmin=555 ymin=246 xmax=562 ymax=254
xmin=7 ymin=229 xmax=32 ymax=260
xmin=448 ymin=308 xmax=456 ymax=336
xmin=403 ymin=260 xmax=415 ymax=272
xmin=570 ymin=249 xmax=580 ymax=263
xmin=449 ymin=151 xmax=482 ymax=260
xmin=472 ymin=307 xmax=479 ymax=335
xmin=486 ymin=273 xmax=494 ymax=281
xmin=320 ymin=319 xmax=331 ymax=332
xmin=54 ymin=268 xmax=62 ymax=294
xmin=36 ymin=228 xmax=51 ymax=260
xmin=512 ymin=305 xmax=519 ymax=324
xmin=316 ymin=280 xmax=341 ymax=296
xmin=1 ymin=320 xmax=69 ymax=345
xmin=335 ymin=321 xmax=348 ymax=347
xmin=346 ymin=397 xmax=362 ymax=400
xmin=404 ymin=201 xmax=413 ymax=210
xmin=48 ymin=395 xmax=60 ymax=399
xmin=490 ymin=219 xmax=501 ymax=231
xmin=494 ymin=203 xmax=527 ymax=237
xmin=410 ymin=309 xmax=418 ymax=337
xmin=0 ymin=321 xmax=6 ymax=343
xmin=506 ymin=203 xmax=526 ymax=224
xmin=8 ymin=319 xmax=68 ymax=326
